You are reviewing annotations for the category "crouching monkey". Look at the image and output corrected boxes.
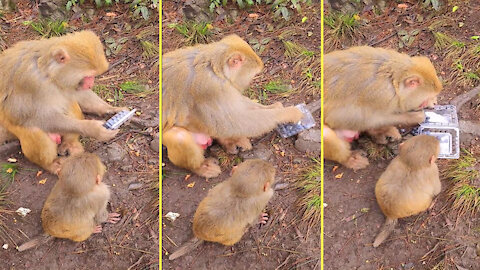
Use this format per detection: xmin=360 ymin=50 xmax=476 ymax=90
xmin=373 ymin=135 xmax=441 ymax=247
xmin=17 ymin=153 xmax=120 ymax=251
xmin=168 ymin=159 xmax=276 ymax=260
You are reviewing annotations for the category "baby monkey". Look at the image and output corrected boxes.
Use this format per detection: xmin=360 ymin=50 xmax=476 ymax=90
xmin=373 ymin=135 xmax=441 ymax=247
xmin=17 ymin=153 xmax=120 ymax=251
xmin=168 ymin=159 xmax=276 ymax=260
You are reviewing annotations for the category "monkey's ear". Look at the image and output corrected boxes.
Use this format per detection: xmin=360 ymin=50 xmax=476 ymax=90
xmin=404 ymin=76 xmax=422 ymax=89
xmin=263 ymin=181 xmax=271 ymax=192
xmin=51 ymin=47 xmax=70 ymax=64
xmin=95 ymin=175 xmax=102 ymax=185
xmin=227 ymin=53 xmax=245 ymax=70
xmin=429 ymin=155 xmax=436 ymax=165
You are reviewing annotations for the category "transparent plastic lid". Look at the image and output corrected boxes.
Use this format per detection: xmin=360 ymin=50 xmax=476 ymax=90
xmin=276 ymin=103 xmax=316 ymax=138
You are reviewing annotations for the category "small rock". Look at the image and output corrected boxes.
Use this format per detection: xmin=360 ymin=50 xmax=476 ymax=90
xmin=150 ymin=133 xmax=159 ymax=152
xmin=239 ymin=143 xmax=273 ymax=161
xmin=403 ymin=262 xmax=414 ymax=270
xmin=15 ymin=207 xmax=31 ymax=217
xmin=106 ymin=142 xmax=126 ymax=163
xmin=120 ymin=165 xmax=133 ymax=171
xmin=294 ymin=129 xmax=322 ymax=154
xmin=460 ymin=132 xmax=475 ymax=146
xmin=2 ymin=244 xmax=7 ymax=249
xmin=165 ymin=212 xmax=180 ymax=222
xmin=128 ymin=182 xmax=143 ymax=191
xmin=273 ymin=182 xmax=289 ymax=190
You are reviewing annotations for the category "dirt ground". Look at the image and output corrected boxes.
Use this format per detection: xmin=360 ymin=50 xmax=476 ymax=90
xmin=324 ymin=1 xmax=480 ymax=270
xmin=162 ymin=1 xmax=325 ymax=269
xmin=0 ymin=1 xmax=159 ymax=269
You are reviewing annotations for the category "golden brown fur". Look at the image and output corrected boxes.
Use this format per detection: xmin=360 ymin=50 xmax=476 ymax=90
xmin=162 ymin=35 xmax=303 ymax=178
xmin=324 ymin=46 xmax=442 ymax=170
xmin=373 ymin=135 xmax=441 ymax=247
xmin=17 ymin=153 xmax=120 ymax=251
xmin=168 ymin=159 xmax=276 ymax=260
xmin=41 ymin=153 xmax=118 ymax=242
xmin=193 ymin=159 xmax=276 ymax=245
xmin=0 ymin=31 xmax=124 ymax=173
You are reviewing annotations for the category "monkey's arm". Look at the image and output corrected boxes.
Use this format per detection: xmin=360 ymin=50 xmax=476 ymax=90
xmin=326 ymin=106 xmax=424 ymax=130
xmin=195 ymin=97 xmax=303 ymax=138
xmin=73 ymin=90 xmax=126 ymax=116
xmin=26 ymin=111 xmax=118 ymax=141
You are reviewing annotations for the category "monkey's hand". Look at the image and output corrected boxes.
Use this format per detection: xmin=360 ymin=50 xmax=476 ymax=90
xmin=284 ymin=106 xmax=304 ymax=123
xmin=344 ymin=151 xmax=369 ymax=171
xmin=109 ymin=106 xmax=129 ymax=114
xmin=406 ymin=110 xmax=426 ymax=124
xmin=93 ymin=225 xmax=103 ymax=233
xmin=107 ymin=213 xmax=121 ymax=224
xmin=258 ymin=213 xmax=269 ymax=225
xmin=87 ymin=120 xmax=119 ymax=141
xmin=267 ymin=102 xmax=284 ymax=109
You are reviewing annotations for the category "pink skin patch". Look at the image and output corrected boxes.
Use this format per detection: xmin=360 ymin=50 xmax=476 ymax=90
xmin=193 ymin=133 xmax=213 ymax=150
xmin=48 ymin=133 xmax=62 ymax=145
xmin=419 ymin=100 xmax=428 ymax=109
xmin=80 ymin=76 xmax=95 ymax=90
xmin=336 ymin=130 xmax=359 ymax=143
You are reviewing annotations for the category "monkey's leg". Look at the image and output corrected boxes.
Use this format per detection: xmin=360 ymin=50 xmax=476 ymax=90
xmin=367 ymin=126 xmax=402 ymax=145
xmin=12 ymin=126 xmax=64 ymax=174
xmin=217 ymin=137 xmax=252 ymax=154
xmin=59 ymin=102 xmax=85 ymax=156
xmin=163 ymin=127 xmax=221 ymax=178
xmin=324 ymin=126 xmax=369 ymax=170
xmin=74 ymin=90 xmax=127 ymax=116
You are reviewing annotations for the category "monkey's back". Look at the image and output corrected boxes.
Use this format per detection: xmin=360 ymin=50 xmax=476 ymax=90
xmin=375 ymin=158 xmax=438 ymax=219
xmin=192 ymin=183 xmax=261 ymax=246
xmin=41 ymin=186 xmax=96 ymax=242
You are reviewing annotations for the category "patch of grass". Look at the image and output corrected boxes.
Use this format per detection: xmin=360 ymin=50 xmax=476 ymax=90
xmin=120 ymin=81 xmax=152 ymax=96
xmin=263 ymin=80 xmax=293 ymax=96
xmin=443 ymin=150 xmax=480 ymax=216
xmin=296 ymin=158 xmax=322 ymax=226
xmin=283 ymin=41 xmax=309 ymax=58
xmin=360 ymin=139 xmax=394 ymax=161
xmin=168 ymin=21 xmax=214 ymax=45
xmin=139 ymin=40 xmax=159 ymax=58
xmin=324 ymin=12 xmax=360 ymax=40
xmin=23 ymin=19 xmax=68 ymax=37
xmin=1 ymin=163 xmax=18 ymax=191
xmin=93 ymin=84 xmax=124 ymax=106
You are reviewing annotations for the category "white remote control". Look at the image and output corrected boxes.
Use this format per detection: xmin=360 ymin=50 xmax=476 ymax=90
xmin=103 ymin=109 xmax=137 ymax=130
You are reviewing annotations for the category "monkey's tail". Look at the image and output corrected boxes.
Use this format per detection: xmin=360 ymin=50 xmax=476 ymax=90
xmin=17 ymin=234 xmax=53 ymax=252
xmin=168 ymin=237 xmax=204 ymax=260
xmin=373 ymin=217 xmax=397 ymax=248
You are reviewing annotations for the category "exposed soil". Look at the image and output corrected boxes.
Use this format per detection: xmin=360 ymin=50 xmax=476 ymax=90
xmin=162 ymin=1 xmax=324 ymax=269
xmin=324 ymin=1 xmax=480 ymax=269
xmin=0 ymin=1 xmax=159 ymax=269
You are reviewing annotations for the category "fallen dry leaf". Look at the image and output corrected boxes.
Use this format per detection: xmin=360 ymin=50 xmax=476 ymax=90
xmin=6 ymin=168 xmax=12 ymax=173
xmin=105 ymin=12 xmax=117 ymax=17
xmin=335 ymin=173 xmax=344 ymax=179
xmin=332 ymin=166 xmax=339 ymax=172
xmin=36 ymin=171 xmax=43 ymax=177
xmin=38 ymin=178 xmax=47 ymax=185
xmin=187 ymin=182 xmax=195 ymax=188
xmin=397 ymin=3 xmax=408 ymax=9
xmin=248 ymin=13 xmax=259 ymax=19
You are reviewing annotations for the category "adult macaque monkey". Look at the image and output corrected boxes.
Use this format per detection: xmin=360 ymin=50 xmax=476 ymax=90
xmin=168 ymin=159 xmax=276 ymax=260
xmin=0 ymin=31 xmax=125 ymax=173
xmin=17 ymin=153 xmax=121 ymax=251
xmin=324 ymin=46 xmax=442 ymax=170
xmin=373 ymin=135 xmax=441 ymax=247
xmin=162 ymin=34 xmax=303 ymax=178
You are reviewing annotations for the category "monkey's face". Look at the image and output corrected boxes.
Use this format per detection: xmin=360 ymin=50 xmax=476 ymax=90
xmin=47 ymin=31 xmax=109 ymax=92
xmin=401 ymin=57 xmax=443 ymax=111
